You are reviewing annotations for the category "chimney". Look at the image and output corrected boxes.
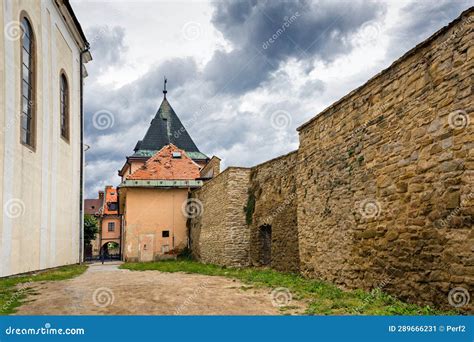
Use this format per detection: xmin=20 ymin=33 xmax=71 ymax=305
xmin=98 ymin=190 xmax=104 ymax=203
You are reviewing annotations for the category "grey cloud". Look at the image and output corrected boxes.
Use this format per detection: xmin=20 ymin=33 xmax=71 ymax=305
xmin=83 ymin=1 xmax=471 ymax=198
xmin=386 ymin=0 xmax=473 ymax=60
xmin=83 ymin=57 xmax=200 ymax=195
xmin=86 ymin=25 xmax=128 ymax=73
xmin=206 ymin=0 xmax=386 ymax=94
xmin=137 ymin=57 xmax=198 ymax=98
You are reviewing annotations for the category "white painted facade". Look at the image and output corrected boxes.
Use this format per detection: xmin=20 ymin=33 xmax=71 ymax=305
xmin=0 ymin=0 xmax=90 ymax=277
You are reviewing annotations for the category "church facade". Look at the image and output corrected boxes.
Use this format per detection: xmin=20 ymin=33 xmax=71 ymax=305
xmin=0 ymin=0 xmax=91 ymax=276
xmin=118 ymin=84 xmax=219 ymax=261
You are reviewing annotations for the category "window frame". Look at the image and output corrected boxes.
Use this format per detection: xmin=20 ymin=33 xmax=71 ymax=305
xmin=59 ymin=71 xmax=70 ymax=142
xmin=19 ymin=13 xmax=36 ymax=150
xmin=108 ymin=222 xmax=115 ymax=232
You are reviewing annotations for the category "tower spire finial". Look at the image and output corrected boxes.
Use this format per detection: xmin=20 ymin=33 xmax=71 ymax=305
xmin=163 ymin=76 xmax=168 ymax=98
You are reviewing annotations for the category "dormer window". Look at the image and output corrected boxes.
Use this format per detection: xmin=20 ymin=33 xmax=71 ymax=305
xmin=172 ymin=151 xmax=182 ymax=158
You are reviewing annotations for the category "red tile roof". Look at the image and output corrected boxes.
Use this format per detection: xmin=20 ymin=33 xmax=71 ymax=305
xmin=126 ymin=144 xmax=201 ymax=181
xmin=103 ymin=186 xmax=118 ymax=215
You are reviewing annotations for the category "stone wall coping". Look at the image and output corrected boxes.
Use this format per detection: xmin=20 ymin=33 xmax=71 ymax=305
xmin=251 ymin=150 xmax=298 ymax=170
xmin=297 ymin=6 xmax=474 ymax=132
xmin=197 ymin=166 xmax=251 ymax=191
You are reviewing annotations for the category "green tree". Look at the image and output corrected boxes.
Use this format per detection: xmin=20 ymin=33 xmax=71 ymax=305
xmin=84 ymin=214 xmax=99 ymax=246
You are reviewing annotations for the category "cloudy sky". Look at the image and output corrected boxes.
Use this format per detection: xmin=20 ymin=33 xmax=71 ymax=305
xmin=70 ymin=0 xmax=473 ymax=199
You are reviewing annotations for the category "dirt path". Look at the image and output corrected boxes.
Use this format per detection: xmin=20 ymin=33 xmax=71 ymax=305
xmin=14 ymin=262 xmax=303 ymax=315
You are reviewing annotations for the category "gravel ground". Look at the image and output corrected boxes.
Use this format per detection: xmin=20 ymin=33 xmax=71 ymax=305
xmin=14 ymin=262 xmax=303 ymax=315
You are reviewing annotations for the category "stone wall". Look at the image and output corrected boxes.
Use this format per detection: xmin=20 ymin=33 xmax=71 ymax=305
xmin=190 ymin=167 xmax=251 ymax=267
xmin=190 ymin=152 xmax=300 ymax=273
xmin=248 ymin=151 xmax=300 ymax=273
xmin=189 ymin=9 xmax=473 ymax=311
xmin=296 ymin=9 xmax=473 ymax=310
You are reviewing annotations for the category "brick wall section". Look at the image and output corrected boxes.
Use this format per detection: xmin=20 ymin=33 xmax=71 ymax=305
xmin=296 ymin=9 xmax=473 ymax=310
xmin=248 ymin=151 xmax=300 ymax=273
xmin=190 ymin=167 xmax=251 ymax=267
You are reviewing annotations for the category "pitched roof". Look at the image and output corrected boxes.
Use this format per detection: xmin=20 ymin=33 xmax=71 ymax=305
xmin=84 ymin=199 xmax=102 ymax=215
xmin=133 ymin=97 xmax=202 ymax=156
xmin=102 ymin=186 xmax=118 ymax=215
xmin=126 ymin=144 xmax=201 ymax=181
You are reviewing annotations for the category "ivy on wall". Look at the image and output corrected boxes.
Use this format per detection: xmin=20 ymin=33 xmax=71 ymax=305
xmin=244 ymin=190 xmax=256 ymax=225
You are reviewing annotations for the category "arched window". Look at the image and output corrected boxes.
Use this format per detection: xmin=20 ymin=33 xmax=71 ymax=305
xmin=60 ymin=73 xmax=69 ymax=140
xmin=20 ymin=16 xmax=35 ymax=148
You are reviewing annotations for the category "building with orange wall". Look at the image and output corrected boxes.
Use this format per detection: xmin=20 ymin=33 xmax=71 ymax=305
xmin=84 ymin=192 xmax=103 ymax=258
xmin=117 ymin=83 xmax=219 ymax=261
xmin=100 ymin=186 xmax=121 ymax=257
xmin=119 ymin=144 xmax=204 ymax=261
xmin=83 ymin=186 xmax=121 ymax=259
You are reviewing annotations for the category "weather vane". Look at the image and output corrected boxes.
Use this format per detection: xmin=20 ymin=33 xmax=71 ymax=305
xmin=163 ymin=76 xmax=168 ymax=98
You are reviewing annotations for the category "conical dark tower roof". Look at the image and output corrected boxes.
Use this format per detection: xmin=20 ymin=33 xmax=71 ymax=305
xmin=132 ymin=79 xmax=207 ymax=161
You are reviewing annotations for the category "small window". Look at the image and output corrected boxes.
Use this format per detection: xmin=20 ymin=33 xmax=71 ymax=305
xmin=108 ymin=222 xmax=115 ymax=232
xmin=172 ymin=152 xmax=182 ymax=158
xmin=60 ymin=73 xmax=69 ymax=140
xmin=108 ymin=202 xmax=118 ymax=211
xmin=91 ymin=206 xmax=95 ymax=209
xmin=162 ymin=230 xmax=170 ymax=238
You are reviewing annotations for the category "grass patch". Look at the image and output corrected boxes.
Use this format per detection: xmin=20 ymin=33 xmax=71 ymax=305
xmin=0 ymin=264 xmax=87 ymax=315
xmin=121 ymin=260 xmax=457 ymax=315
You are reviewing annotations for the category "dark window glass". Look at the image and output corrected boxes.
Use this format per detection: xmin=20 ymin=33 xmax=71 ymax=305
xmin=20 ymin=18 xmax=34 ymax=147
xmin=60 ymin=74 xmax=69 ymax=139
xmin=162 ymin=231 xmax=170 ymax=238
xmin=108 ymin=222 xmax=115 ymax=232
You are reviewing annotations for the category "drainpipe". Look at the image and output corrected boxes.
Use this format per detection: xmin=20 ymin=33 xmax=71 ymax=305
xmin=79 ymin=44 xmax=90 ymax=263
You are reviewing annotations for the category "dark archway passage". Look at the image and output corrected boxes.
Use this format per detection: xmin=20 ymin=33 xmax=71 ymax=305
xmin=100 ymin=242 xmax=121 ymax=260
xmin=259 ymin=224 xmax=272 ymax=266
